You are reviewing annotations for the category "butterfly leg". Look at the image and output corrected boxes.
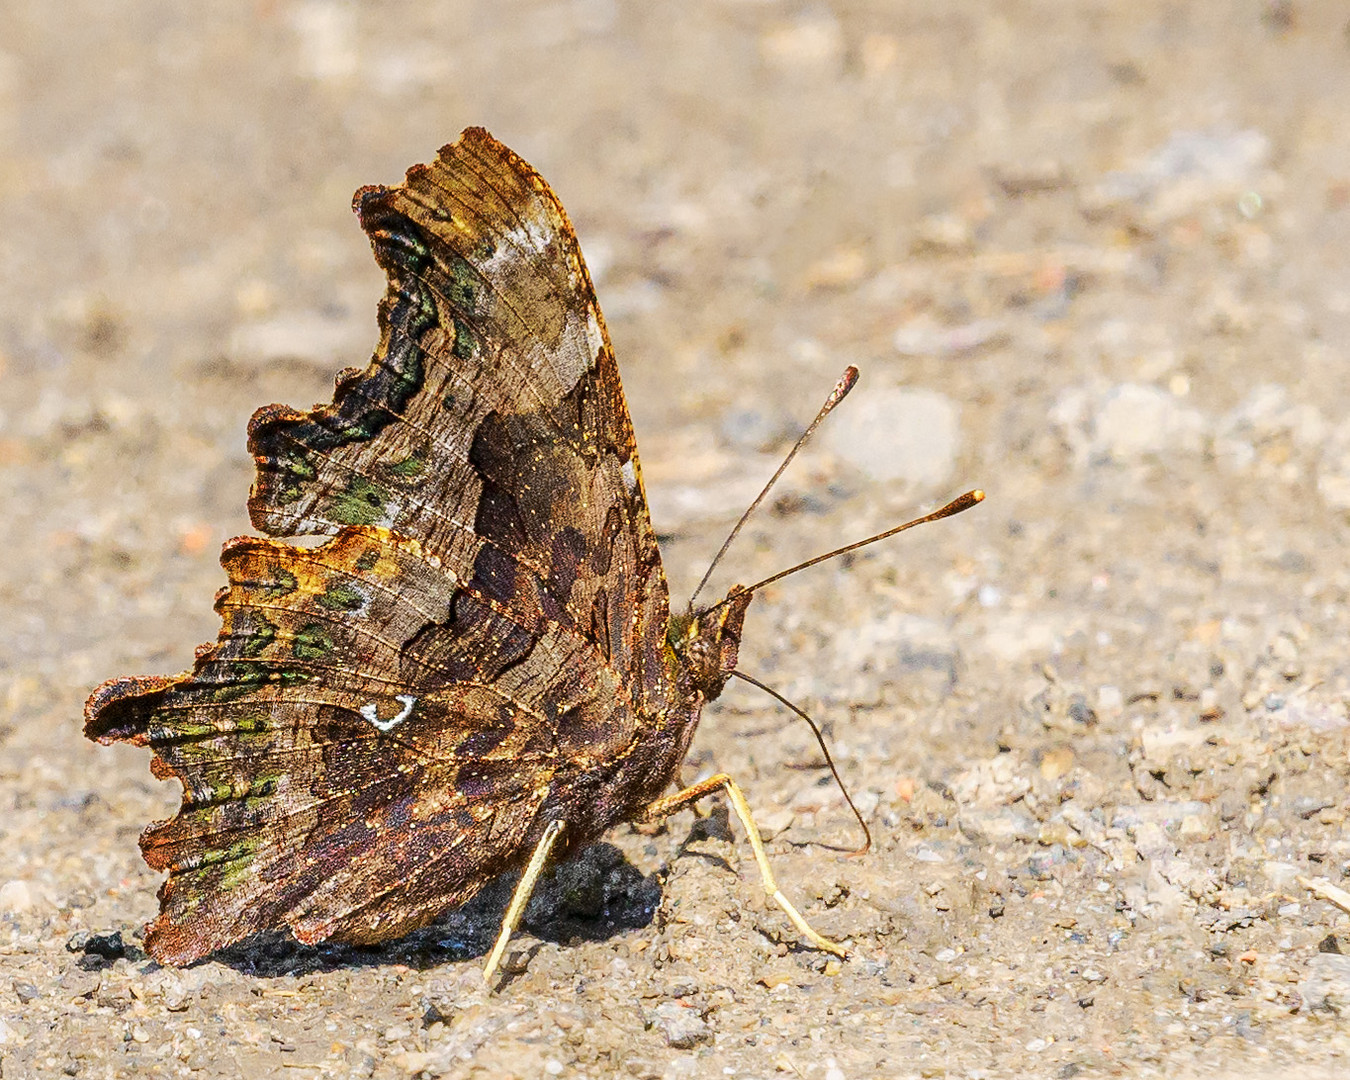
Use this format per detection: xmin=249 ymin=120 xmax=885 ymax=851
xmin=482 ymin=818 xmax=568 ymax=986
xmin=639 ymin=774 xmax=847 ymax=958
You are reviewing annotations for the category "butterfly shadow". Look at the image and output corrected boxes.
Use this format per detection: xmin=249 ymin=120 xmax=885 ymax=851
xmin=203 ymin=841 xmax=664 ymax=979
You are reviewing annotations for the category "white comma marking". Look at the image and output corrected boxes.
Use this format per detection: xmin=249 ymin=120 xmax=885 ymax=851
xmin=361 ymin=694 xmax=417 ymax=732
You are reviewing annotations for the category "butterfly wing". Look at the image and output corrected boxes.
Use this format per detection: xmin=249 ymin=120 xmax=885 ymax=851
xmin=85 ymin=129 xmax=674 ymax=963
xmin=253 ymin=127 xmax=666 ymax=694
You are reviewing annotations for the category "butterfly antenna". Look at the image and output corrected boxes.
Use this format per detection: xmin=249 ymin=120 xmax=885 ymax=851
xmin=730 ymin=670 xmax=871 ymax=856
xmin=699 ymin=489 xmax=985 ymax=617
xmin=687 ymin=366 xmax=860 ymax=610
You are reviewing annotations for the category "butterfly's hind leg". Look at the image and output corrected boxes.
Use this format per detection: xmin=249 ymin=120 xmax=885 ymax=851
xmin=638 ymin=774 xmax=847 ymax=958
xmin=483 ymin=818 xmax=568 ymax=987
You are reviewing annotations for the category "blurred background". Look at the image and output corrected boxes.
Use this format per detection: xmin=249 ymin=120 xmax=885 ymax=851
xmin=4 ymin=3 xmax=1350 ymax=1076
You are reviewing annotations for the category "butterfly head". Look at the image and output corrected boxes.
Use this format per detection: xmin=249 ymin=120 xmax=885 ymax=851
xmin=669 ymin=586 xmax=754 ymax=704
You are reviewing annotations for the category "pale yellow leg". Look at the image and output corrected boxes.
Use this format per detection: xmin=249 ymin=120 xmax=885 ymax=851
xmin=640 ymin=774 xmax=846 ymax=958
xmin=482 ymin=818 xmax=567 ymax=986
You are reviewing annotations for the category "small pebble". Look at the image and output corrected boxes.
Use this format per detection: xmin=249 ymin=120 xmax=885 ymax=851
xmin=1083 ymin=383 xmax=1206 ymax=462
xmin=648 ymin=1001 xmax=711 ymax=1049
xmin=1038 ymin=821 xmax=1082 ymax=849
xmin=1027 ymin=847 xmax=1068 ymax=879
xmin=1039 ymin=748 xmax=1075 ymax=782
xmin=1112 ymin=802 xmax=1213 ymax=836
xmin=163 ymin=985 xmax=189 ymax=1011
xmin=0 ymin=880 xmax=34 ymax=915
xmin=1178 ymin=814 xmax=1215 ymax=841
xmin=958 ymin=807 xmax=1039 ymax=845
xmin=80 ymin=932 xmax=128 ymax=962
xmin=1301 ymin=954 xmax=1350 ymax=1016
xmin=1262 ymin=861 xmax=1300 ymax=890
xmin=1097 ymin=685 xmax=1124 ymax=712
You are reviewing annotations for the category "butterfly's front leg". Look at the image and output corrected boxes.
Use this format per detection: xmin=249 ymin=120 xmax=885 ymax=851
xmin=638 ymin=775 xmax=848 ymax=958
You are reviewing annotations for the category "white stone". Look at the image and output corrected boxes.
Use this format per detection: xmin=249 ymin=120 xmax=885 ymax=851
xmin=1091 ymin=383 xmax=1205 ymax=462
xmin=0 ymin=879 xmax=34 ymax=914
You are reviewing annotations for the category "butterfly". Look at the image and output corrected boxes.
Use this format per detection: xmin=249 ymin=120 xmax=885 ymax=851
xmin=85 ymin=128 xmax=982 ymax=980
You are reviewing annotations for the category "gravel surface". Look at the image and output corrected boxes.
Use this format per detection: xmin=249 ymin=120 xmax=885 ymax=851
xmin=4 ymin=3 xmax=1350 ymax=1078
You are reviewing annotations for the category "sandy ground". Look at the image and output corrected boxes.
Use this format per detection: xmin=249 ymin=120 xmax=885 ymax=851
xmin=4 ymin=2 xmax=1350 ymax=1077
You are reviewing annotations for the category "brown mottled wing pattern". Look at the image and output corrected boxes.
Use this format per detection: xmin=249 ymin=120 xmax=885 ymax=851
xmin=84 ymin=128 xmax=674 ymax=963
